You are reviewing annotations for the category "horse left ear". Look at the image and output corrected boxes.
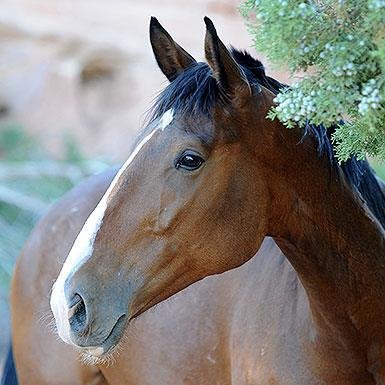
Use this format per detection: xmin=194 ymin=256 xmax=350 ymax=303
xmin=150 ymin=17 xmax=197 ymax=82
xmin=204 ymin=17 xmax=251 ymax=95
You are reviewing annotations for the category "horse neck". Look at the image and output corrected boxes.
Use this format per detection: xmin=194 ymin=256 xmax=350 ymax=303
xmin=249 ymin=95 xmax=385 ymax=366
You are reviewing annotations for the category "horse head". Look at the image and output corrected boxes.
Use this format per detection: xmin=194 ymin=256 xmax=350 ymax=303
xmin=50 ymin=17 xmax=279 ymax=359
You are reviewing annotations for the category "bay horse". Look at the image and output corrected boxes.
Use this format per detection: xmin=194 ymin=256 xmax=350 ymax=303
xmin=5 ymin=17 xmax=385 ymax=385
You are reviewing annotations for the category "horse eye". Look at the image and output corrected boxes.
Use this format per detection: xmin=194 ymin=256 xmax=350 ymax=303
xmin=175 ymin=151 xmax=205 ymax=171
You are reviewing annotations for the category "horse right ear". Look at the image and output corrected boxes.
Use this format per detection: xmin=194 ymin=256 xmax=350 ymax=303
xmin=204 ymin=17 xmax=251 ymax=96
xmin=150 ymin=17 xmax=197 ymax=82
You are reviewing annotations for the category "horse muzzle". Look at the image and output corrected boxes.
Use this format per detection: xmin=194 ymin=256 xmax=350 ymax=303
xmin=50 ymin=279 xmax=128 ymax=357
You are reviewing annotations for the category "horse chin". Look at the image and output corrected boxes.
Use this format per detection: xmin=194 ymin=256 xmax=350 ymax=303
xmin=79 ymin=314 xmax=127 ymax=366
xmin=79 ymin=346 xmax=119 ymax=367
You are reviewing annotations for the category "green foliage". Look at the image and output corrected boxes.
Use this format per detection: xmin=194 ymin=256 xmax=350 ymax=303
xmin=0 ymin=125 xmax=108 ymax=291
xmin=0 ymin=123 xmax=43 ymax=161
xmin=241 ymin=0 xmax=385 ymax=162
xmin=371 ymin=159 xmax=385 ymax=180
xmin=64 ymin=134 xmax=85 ymax=163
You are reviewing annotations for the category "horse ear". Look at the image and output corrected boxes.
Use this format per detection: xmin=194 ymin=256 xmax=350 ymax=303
xmin=204 ymin=17 xmax=251 ymax=95
xmin=150 ymin=17 xmax=197 ymax=82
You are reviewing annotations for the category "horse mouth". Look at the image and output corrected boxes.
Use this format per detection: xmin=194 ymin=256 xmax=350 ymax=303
xmin=84 ymin=314 xmax=127 ymax=358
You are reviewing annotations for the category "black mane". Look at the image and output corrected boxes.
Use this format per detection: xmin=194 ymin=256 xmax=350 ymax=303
xmin=150 ymin=49 xmax=385 ymax=229
xmin=149 ymin=62 xmax=221 ymax=120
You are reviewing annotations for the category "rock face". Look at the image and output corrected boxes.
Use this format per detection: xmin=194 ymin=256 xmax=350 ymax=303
xmin=0 ymin=0 xmax=290 ymax=161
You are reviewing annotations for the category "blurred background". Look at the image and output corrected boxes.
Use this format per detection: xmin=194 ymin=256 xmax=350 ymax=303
xmin=1 ymin=0 xmax=384 ymax=373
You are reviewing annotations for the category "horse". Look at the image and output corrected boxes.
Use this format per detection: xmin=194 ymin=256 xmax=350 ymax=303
xmin=5 ymin=17 xmax=385 ymax=385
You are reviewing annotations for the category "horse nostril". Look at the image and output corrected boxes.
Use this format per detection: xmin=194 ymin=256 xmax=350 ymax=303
xmin=68 ymin=293 xmax=82 ymax=314
xmin=68 ymin=293 xmax=87 ymax=335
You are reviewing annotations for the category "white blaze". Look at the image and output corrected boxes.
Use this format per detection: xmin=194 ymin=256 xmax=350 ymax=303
xmin=50 ymin=110 xmax=174 ymax=346
xmin=159 ymin=109 xmax=174 ymax=130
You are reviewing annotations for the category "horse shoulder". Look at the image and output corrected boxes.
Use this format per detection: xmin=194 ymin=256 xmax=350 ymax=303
xmin=11 ymin=168 xmax=118 ymax=385
xmin=226 ymin=238 xmax=315 ymax=384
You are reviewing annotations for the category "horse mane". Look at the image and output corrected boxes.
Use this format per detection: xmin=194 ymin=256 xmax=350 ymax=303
xmin=149 ymin=49 xmax=385 ymax=229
